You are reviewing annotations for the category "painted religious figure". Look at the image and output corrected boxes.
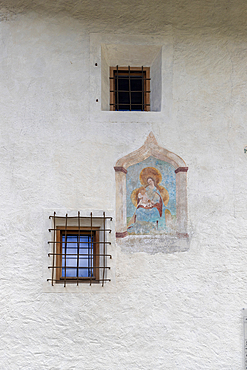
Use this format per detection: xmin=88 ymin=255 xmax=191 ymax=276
xmin=126 ymin=157 xmax=176 ymax=235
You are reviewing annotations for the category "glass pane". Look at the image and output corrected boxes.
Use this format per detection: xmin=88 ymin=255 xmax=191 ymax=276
xmin=79 ymin=235 xmax=93 ymax=278
xmin=131 ymin=78 xmax=143 ymax=110
xmin=62 ymin=235 xmax=93 ymax=278
xmin=131 ymin=78 xmax=142 ymax=92
xmin=115 ymin=74 xmax=144 ymax=111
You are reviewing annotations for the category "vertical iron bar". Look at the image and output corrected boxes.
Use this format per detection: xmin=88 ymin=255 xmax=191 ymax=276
xmin=116 ymin=65 xmax=119 ymax=111
xmin=102 ymin=212 xmax=106 ymax=287
xmin=90 ymin=212 xmax=93 ymax=286
xmin=142 ymin=66 xmax=144 ymax=111
xmin=64 ymin=213 xmax=68 ymax=287
xmin=128 ymin=66 xmax=131 ymax=111
xmin=88 ymin=236 xmax=90 ymax=278
xmin=51 ymin=211 xmax=56 ymax=286
xmin=77 ymin=211 xmax=80 ymax=286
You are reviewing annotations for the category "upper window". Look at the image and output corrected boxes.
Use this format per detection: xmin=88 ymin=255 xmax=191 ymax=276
xmin=48 ymin=212 xmax=112 ymax=286
xmin=110 ymin=66 xmax=150 ymax=111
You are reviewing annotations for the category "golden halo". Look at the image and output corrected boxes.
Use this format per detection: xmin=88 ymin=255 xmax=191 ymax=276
xmin=139 ymin=167 xmax=162 ymax=186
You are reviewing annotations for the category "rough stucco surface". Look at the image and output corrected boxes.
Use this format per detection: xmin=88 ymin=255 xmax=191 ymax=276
xmin=1 ymin=1 xmax=247 ymax=369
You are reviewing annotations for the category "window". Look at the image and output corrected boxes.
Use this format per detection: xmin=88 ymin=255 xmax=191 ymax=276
xmin=110 ymin=66 xmax=150 ymax=111
xmin=48 ymin=212 xmax=112 ymax=286
xmin=56 ymin=227 xmax=99 ymax=281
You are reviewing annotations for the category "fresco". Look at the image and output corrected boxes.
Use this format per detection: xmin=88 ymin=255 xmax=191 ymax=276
xmin=126 ymin=156 xmax=176 ymax=235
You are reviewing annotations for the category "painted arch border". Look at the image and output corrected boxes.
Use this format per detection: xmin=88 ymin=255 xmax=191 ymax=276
xmin=114 ymin=132 xmax=188 ymax=243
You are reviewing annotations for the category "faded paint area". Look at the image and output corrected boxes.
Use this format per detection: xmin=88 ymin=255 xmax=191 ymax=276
xmin=126 ymin=157 xmax=176 ymax=235
xmin=1 ymin=1 xmax=247 ymax=369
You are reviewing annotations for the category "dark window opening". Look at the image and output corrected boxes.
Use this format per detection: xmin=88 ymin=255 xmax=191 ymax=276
xmin=110 ymin=66 xmax=150 ymax=111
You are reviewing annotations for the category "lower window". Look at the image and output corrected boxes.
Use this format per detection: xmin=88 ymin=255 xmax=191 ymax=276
xmin=56 ymin=228 xmax=99 ymax=281
xmin=48 ymin=212 xmax=112 ymax=286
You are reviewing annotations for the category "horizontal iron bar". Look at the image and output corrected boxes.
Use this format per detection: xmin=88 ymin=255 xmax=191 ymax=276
xmin=49 ymin=215 xmax=112 ymax=220
xmin=48 ymin=241 xmax=111 ymax=245
xmin=110 ymin=103 xmax=150 ymax=106
xmin=48 ymin=253 xmax=112 ymax=257
xmin=59 ymin=277 xmax=96 ymax=280
xmin=109 ymin=77 xmax=151 ymax=80
xmin=110 ymin=90 xmax=151 ymax=93
xmin=47 ymin=278 xmax=111 ymax=282
xmin=49 ymin=227 xmax=111 ymax=230
xmin=48 ymin=228 xmax=112 ymax=232
xmin=48 ymin=266 xmax=111 ymax=269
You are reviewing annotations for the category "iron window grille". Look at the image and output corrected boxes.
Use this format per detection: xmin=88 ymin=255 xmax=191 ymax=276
xmin=110 ymin=66 xmax=150 ymax=111
xmin=48 ymin=212 xmax=112 ymax=287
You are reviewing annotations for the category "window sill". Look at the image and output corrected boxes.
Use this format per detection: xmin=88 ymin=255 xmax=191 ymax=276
xmin=89 ymin=110 xmax=165 ymax=125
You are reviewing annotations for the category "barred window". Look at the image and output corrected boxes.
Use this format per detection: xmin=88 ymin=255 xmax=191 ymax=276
xmin=110 ymin=66 xmax=150 ymax=111
xmin=48 ymin=212 xmax=112 ymax=286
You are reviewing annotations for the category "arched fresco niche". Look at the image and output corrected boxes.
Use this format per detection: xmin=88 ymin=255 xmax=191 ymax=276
xmin=114 ymin=132 xmax=189 ymax=253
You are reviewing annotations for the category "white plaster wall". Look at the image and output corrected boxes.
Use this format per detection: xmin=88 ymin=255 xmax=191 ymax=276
xmin=1 ymin=1 xmax=247 ymax=369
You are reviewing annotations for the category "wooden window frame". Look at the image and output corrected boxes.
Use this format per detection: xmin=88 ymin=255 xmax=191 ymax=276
xmin=55 ymin=226 xmax=100 ymax=282
xmin=110 ymin=66 xmax=150 ymax=111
